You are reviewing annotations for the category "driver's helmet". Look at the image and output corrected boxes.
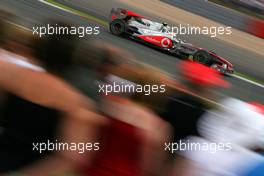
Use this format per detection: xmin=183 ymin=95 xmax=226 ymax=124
xmin=160 ymin=22 xmax=169 ymax=32
xmin=162 ymin=22 xmax=168 ymax=26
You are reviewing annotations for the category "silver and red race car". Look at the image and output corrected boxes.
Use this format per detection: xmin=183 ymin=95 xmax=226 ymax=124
xmin=109 ymin=8 xmax=234 ymax=74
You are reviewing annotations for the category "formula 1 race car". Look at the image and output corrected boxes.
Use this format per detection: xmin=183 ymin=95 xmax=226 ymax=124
xmin=109 ymin=8 xmax=234 ymax=74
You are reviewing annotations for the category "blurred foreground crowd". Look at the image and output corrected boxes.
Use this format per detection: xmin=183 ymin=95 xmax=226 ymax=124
xmin=0 ymin=10 xmax=264 ymax=176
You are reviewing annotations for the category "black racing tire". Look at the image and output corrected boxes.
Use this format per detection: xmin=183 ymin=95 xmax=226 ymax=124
xmin=193 ymin=50 xmax=211 ymax=65
xmin=109 ymin=19 xmax=126 ymax=35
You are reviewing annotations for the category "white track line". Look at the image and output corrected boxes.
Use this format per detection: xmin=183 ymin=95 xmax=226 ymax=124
xmin=37 ymin=0 xmax=264 ymax=90
xmin=6 ymin=21 xmax=32 ymax=32
xmin=38 ymin=0 xmax=76 ymax=14
xmin=7 ymin=0 xmax=262 ymax=109
xmin=232 ymin=74 xmax=264 ymax=88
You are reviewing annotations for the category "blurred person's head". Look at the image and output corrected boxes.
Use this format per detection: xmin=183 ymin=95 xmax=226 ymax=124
xmin=178 ymin=61 xmax=230 ymax=97
xmin=0 ymin=10 xmax=7 ymax=47
xmin=3 ymin=24 xmax=36 ymax=59
xmin=0 ymin=9 xmax=37 ymax=59
xmin=129 ymin=66 xmax=169 ymax=113
xmin=33 ymin=21 xmax=77 ymax=74
xmin=98 ymin=62 xmax=169 ymax=115
xmin=0 ymin=9 xmax=15 ymax=48
xmin=82 ymin=41 xmax=135 ymax=76
xmin=83 ymin=42 xmax=171 ymax=112
xmin=83 ymin=41 xmax=169 ymax=112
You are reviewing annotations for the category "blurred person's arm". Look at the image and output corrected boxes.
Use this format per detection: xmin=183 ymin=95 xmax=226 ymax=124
xmin=138 ymin=108 xmax=172 ymax=176
xmin=0 ymin=59 xmax=88 ymax=112
xmin=0 ymin=60 xmax=106 ymax=175
xmin=171 ymin=155 xmax=200 ymax=176
xmin=19 ymin=108 xmax=105 ymax=176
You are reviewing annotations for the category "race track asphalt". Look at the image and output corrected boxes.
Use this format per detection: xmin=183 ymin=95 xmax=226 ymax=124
xmin=0 ymin=0 xmax=263 ymax=103
xmin=161 ymin=0 xmax=249 ymax=32
xmin=55 ymin=0 xmax=264 ymax=81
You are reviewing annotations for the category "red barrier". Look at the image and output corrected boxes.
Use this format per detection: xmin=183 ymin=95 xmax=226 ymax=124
xmin=247 ymin=18 xmax=264 ymax=39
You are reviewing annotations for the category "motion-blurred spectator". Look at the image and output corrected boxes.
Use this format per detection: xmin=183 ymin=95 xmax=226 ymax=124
xmin=0 ymin=20 xmax=104 ymax=176
xmin=163 ymin=61 xmax=230 ymax=145
xmin=175 ymin=98 xmax=264 ymax=176
xmin=161 ymin=61 xmax=230 ymax=174
xmin=79 ymin=44 xmax=171 ymax=176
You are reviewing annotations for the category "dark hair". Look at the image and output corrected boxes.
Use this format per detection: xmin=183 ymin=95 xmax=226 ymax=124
xmin=100 ymin=48 xmax=119 ymax=66
xmin=0 ymin=10 xmax=14 ymax=46
xmin=34 ymin=21 xmax=77 ymax=73
xmin=0 ymin=18 xmax=4 ymax=46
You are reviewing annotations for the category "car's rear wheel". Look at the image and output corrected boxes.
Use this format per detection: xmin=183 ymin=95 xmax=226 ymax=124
xmin=193 ymin=50 xmax=211 ymax=65
xmin=109 ymin=19 xmax=126 ymax=35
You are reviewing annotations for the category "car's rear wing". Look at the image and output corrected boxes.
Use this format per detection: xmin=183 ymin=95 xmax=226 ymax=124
xmin=109 ymin=8 xmax=143 ymax=22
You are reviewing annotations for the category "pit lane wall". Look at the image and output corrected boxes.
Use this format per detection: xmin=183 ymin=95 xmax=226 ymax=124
xmin=161 ymin=0 xmax=264 ymax=39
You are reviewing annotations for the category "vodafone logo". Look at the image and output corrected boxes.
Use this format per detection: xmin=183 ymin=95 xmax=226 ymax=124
xmin=161 ymin=38 xmax=171 ymax=48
